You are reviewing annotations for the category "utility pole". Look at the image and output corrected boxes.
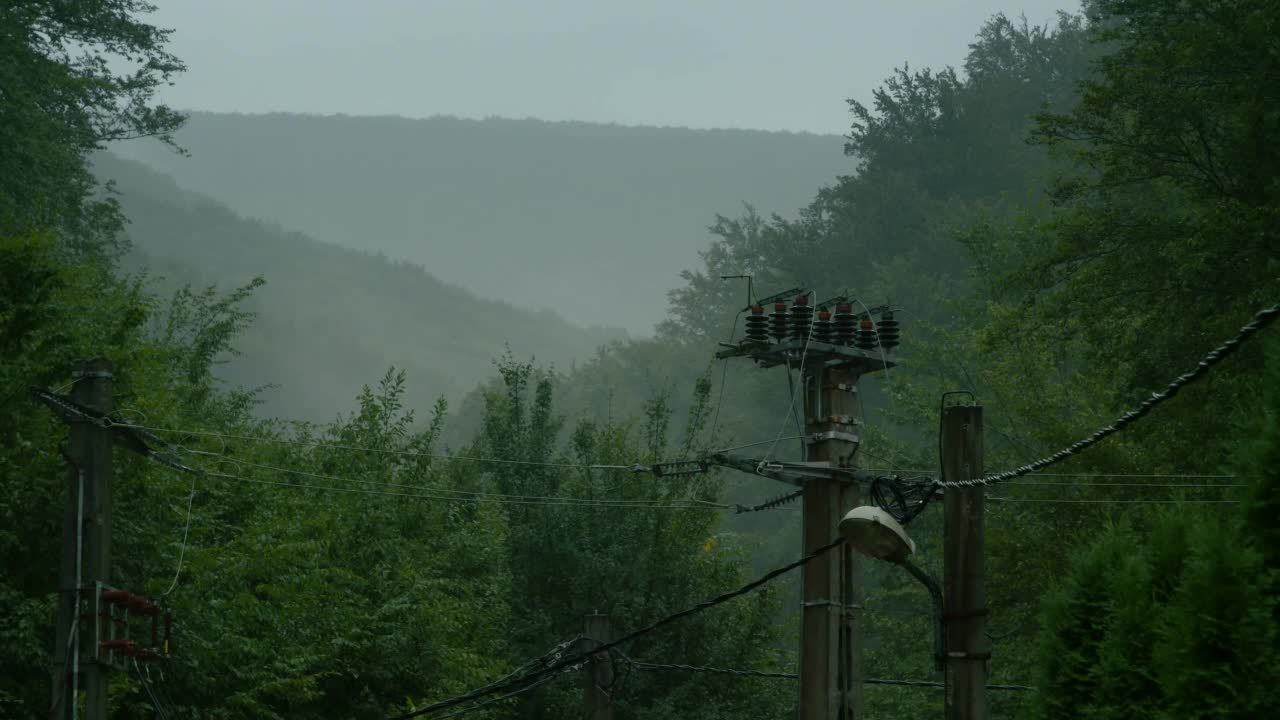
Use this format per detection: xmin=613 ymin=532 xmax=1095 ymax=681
xmin=582 ymin=612 xmax=614 ymax=720
xmin=940 ymin=402 xmax=987 ymax=720
xmin=800 ymin=365 xmax=861 ymax=720
xmin=712 ymin=291 xmax=897 ymax=720
xmin=51 ymin=358 xmax=114 ymax=720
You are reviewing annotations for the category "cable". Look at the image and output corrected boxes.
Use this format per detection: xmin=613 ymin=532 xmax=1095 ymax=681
xmin=388 ymin=537 xmax=846 ymax=719
xmin=431 ymin=673 xmax=559 ymax=719
xmin=713 ymin=436 xmax=805 ymax=455
xmin=117 ymin=423 xmax=641 ymax=473
xmin=861 ymin=468 xmax=1239 ymax=480
xmin=850 ymin=295 xmax=897 ymax=413
xmin=762 ymin=290 xmax=819 ymax=465
xmin=935 ymin=301 xmax=1279 ymax=488
xmin=159 ymin=473 xmax=196 ymax=597
xmin=707 ymin=305 xmax=742 ymax=446
xmin=197 ymin=454 xmax=724 ymax=509
xmin=133 ymin=659 xmax=172 ymax=720
xmin=988 ymin=497 xmax=1241 ymax=505
xmin=1002 ymin=480 xmax=1245 ymax=488
xmin=620 ymin=659 xmax=1036 ymax=690
xmin=174 ymin=462 xmax=735 ymax=511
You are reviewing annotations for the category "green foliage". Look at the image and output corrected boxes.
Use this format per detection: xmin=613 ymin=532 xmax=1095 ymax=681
xmin=455 ymin=354 xmax=793 ymax=719
xmin=0 ymin=0 xmax=185 ymax=253
xmin=1036 ymin=508 xmax=1280 ymax=719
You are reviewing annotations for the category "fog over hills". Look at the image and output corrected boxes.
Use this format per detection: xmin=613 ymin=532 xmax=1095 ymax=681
xmin=112 ymin=112 xmax=849 ymax=333
xmin=96 ymin=152 xmax=624 ymax=422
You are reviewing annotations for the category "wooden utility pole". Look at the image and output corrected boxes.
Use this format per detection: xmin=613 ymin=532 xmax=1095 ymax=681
xmin=799 ymin=365 xmax=861 ymax=720
xmin=940 ymin=402 xmax=987 ymax=720
xmin=51 ymin=358 xmax=114 ymax=720
xmin=583 ymin=613 xmax=614 ymax=720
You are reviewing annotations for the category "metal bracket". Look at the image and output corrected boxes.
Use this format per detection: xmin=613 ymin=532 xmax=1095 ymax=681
xmin=801 ymin=600 xmax=863 ymax=610
xmin=71 ymin=369 xmax=114 ymax=379
xmin=812 ymin=415 xmax=861 ymax=426
xmin=806 ymin=431 xmax=860 ymax=445
xmin=945 ymin=651 xmax=992 ymax=661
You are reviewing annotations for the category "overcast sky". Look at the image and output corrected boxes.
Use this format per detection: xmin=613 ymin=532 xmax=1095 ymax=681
xmin=149 ymin=0 xmax=1077 ymax=135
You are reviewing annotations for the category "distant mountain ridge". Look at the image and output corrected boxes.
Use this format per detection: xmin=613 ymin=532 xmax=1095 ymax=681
xmin=111 ymin=112 xmax=849 ymax=333
xmin=96 ymin=152 xmax=624 ymax=422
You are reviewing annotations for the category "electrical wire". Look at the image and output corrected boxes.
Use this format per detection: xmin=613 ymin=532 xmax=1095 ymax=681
xmin=132 ymin=659 xmax=172 ymax=720
xmin=861 ymin=468 xmax=1239 ymax=480
xmin=388 ymin=537 xmax=846 ymax=719
xmin=988 ymin=497 xmax=1241 ymax=505
xmin=173 ymin=462 xmax=735 ymax=511
xmin=761 ymin=290 xmax=819 ymax=465
xmin=712 ymin=436 xmax=806 ymax=455
xmin=116 ymin=423 xmax=642 ymax=473
xmin=706 ymin=305 xmax=742 ymax=447
xmin=934 ymin=300 xmax=1279 ymax=488
xmin=430 ymin=673 xmax=560 ymax=719
xmin=619 ymin=657 xmax=1036 ymax=690
xmin=850 ymin=295 xmax=897 ymax=412
xmin=194 ymin=453 xmax=723 ymax=508
xmin=159 ymin=473 xmax=196 ymax=597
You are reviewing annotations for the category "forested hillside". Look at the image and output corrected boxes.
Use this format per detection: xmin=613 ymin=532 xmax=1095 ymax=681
xmin=94 ymin=152 xmax=623 ymax=422
xmin=113 ymin=112 xmax=848 ymax=332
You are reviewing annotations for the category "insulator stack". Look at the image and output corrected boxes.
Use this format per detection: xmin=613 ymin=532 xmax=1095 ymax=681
xmin=744 ymin=304 xmax=769 ymax=345
xmin=856 ymin=318 xmax=879 ymax=350
xmin=790 ymin=294 xmax=813 ymax=341
xmin=813 ymin=307 xmax=834 ymax=344
xmin=770 ymin=302 xmax=789 ymax=341
xmin=877 ymin=311 xmax=900 ymax=350
xmin=834 ymin=302 xmax=856 ymax=345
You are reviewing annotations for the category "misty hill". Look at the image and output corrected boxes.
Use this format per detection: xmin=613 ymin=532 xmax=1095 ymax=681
xmin=95 ymin=152 xmax=624 ymax=422
xmin=111 ymin=112 xmax=849 ymax=333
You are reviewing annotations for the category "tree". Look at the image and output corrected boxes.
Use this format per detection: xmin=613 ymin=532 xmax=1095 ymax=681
xmin=0 ymin=0 xmax=185 ymax=253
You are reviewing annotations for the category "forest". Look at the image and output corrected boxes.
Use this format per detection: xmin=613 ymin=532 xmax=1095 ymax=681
xmin=1 ymin=1 xmax=1277 ymax=719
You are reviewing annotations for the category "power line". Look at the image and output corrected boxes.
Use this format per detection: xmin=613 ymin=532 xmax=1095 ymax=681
xmin=620 ymin=658 xmax=1036 ymax=691
xmin=934 ymin=300 xmax=1279 ymax=488
xmin=169 ymin=462 xmax=735 ymax=511
xmin=117 ymin=423 xmax=643 ymax=473
xmin=431 ymin=673 xmax=560 ymax=719
xmin=988 ymin=497 xmax=1241 ymax=505
xmin=194 ymin=453 xmax=726 ymax=509
xmin=159 ymin=471 xmax=196 ymax=597
xmin=762 ymin=290 xmax=819 ymax=465
xmin=862 ymin=467 xmax=1238 ymax=479
xmin=388 ymin=537 xmax=846 ymax=719
xmin=1001 ymin=480 xmax=1245 ymax=488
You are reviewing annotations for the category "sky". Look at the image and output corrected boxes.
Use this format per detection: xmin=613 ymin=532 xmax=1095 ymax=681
xmin=148 ymin=0 xmax=1077 ymax=135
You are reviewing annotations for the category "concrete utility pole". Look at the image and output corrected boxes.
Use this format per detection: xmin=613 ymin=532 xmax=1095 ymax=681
xmin=52 ymin=358 xmax=114 ymax=720
xmin=583 ymin=613 xmax=614 ymax=720
xmin=940 ymin=402 xmax=987 ymax=720
xmin=799 ymin=366 xmax=862 ymax=720
xmin=713 ymin=291 xmax=897 ymax=720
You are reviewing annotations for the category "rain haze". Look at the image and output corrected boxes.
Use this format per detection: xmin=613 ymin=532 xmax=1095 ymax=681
xmin=8 ymin=0 xmax=1279 ymax=716
xmin=110 ymin=0 xmax=1072 ymax=339
xmin=148 ymin=0 xmax=1070 ymax=134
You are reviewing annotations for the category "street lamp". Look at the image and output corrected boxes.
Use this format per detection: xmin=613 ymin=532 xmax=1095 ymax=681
xmin=838 ymin=506 xmax=944 ymax=670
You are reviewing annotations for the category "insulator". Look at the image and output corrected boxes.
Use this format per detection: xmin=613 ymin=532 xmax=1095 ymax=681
xmin=834 ymin=302 xmax=856 ymax=345
xmin=877 ymin=311 xmax=900 ymax=350
xmin=770 ymin=303 xmax=789 ymax=341
xmin=790 ymin=294 xmax=813 ymax=341
xmin=814 ymin=307 xmax=833 ymax=344
xmin=856 ymin=318 xmax=879 ymax=350
xmin=744 ymin=304 xmax=769 ymax=345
